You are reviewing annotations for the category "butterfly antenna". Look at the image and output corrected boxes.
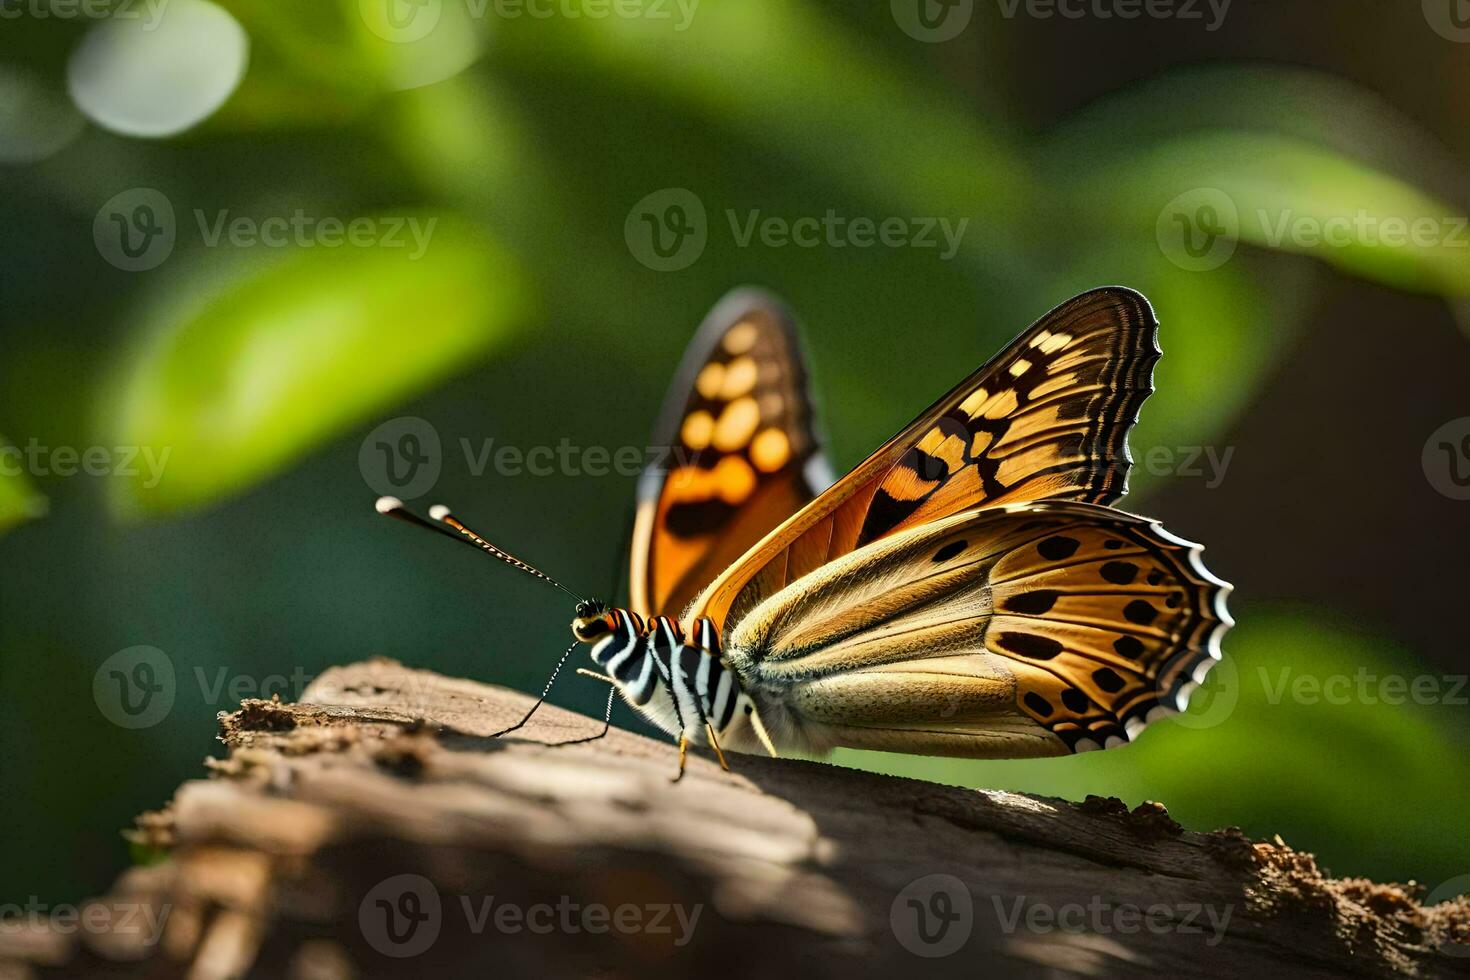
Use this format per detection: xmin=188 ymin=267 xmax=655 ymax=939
xmin=375 ymin=496 xmax=586 ymax=603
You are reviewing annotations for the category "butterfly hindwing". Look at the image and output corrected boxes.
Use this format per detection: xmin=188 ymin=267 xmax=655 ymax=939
xmin=629 ymin=288 xmax=831 ymax=619
xmin=724 ymin=501 xmax=1231 ymax=758
xmin=689 ymin=286 xmax=1161 ymax=631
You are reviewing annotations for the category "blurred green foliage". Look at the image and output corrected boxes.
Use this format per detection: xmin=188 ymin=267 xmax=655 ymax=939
xmin=845 ymin=610 xmax=1470 ymax=882
xmin=2 ymin=0 xmax=1467 ymax=905
xmin=0 ymin=438 xmax=48 ymax=532
xmin=112 ymin=215 xmax=527 ymax=513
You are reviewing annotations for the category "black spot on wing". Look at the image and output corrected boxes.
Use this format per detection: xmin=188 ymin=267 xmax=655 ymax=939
xmin=1092 ymin=667 xmax=1126 ymax=693
xmin=909 ymin=447 xmax=949 ymax=483
xmin=1003 ymin=590 xmax=1059 ymax=615
xmin=997 ymin=631 xmax=1062 ymax=660
xmin=1114 ymin=635 xmax=1144 ymax=658
xmin=665 ymin=498 xmax=738 ymax=538
xmin=1038 ymin=535 xmax=1081 ymax=561
xmin=1023 ymin=692 xmax=1053 ymax=717
xmin=861 ymin=488 xmax=923 ymax=544
xmin=1123 ymin=600 xmax=1158 ymax=626
xmin=1100 ymin=561 xmax=1138 ymax=585
xmin=1060 ymin=688 xmax=1090 ymax=714
xmin=932 ymin=540 xmax=967 ymax=563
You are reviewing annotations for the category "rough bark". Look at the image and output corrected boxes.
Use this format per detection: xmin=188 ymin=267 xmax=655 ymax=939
xmin=2 ymin=658 xmax=1466 ymax=979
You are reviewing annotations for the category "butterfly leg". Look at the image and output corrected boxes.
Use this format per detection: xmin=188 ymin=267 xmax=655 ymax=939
xmin=704 ymin=721 xmax=731 ymax=772
xmin=491 ymin=640 xmax=579 ymax=738
xmin=549 ymin=684 xmax=616 ymax=747
xmin=672 ymin=733 xmax=689 ymax=783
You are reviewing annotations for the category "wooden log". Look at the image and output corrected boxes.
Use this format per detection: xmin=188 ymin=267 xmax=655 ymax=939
xmin=2 ymin=658 xmax=1466 ymax=979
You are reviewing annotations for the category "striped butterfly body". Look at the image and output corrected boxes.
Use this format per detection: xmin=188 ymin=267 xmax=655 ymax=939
xmin=382 ymin=286 xmax=1231 ymax=776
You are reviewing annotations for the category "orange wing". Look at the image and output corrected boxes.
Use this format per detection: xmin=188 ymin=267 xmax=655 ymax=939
xmin=686 ymin=286 xmax=1161 ymax=631
xmin=628 ymin=288 xmax=831 ymax=619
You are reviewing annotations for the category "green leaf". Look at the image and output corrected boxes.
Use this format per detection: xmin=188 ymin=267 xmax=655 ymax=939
xmin=1039 ymin=64 xmax=1460 ymax=192
xmin=1071 ymin=131 xmax=1470 ymax=296
xmin=1036 ymin=245 xmax=1319 ymax=498
xmin=110 ymin=214 xmax=531 ymax=515
xmin=837 ymin=609 xmax=1470 ymax=883
xmin=0 ymin=437 xmax=48 ymax=533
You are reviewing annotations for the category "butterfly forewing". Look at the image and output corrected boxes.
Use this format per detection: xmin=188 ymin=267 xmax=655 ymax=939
xmin=726 ymin=501 xmax=1231 ymax=758
xmin=629 ymin=288 xmax=831 ymax=619
xmin=688 ymin=287 xmax=1161 ymax=631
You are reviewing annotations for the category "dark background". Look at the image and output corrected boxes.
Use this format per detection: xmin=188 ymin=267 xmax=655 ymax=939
xmin=2 ymin=0 xmax=1467 ymax=908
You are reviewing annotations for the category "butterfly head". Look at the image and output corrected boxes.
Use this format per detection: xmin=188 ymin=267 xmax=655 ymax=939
xmin=571 ymin=598 xmax=611 ymax=642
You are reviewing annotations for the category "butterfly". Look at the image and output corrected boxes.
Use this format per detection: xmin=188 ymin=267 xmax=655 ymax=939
xmin=378 ymin=286 xmax=1232 ymax=779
